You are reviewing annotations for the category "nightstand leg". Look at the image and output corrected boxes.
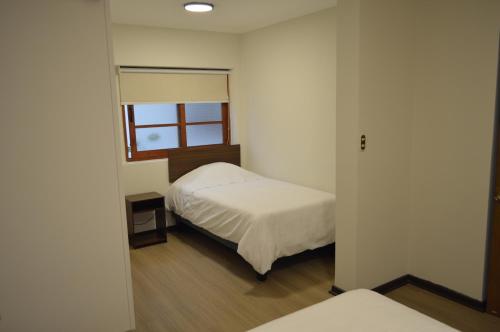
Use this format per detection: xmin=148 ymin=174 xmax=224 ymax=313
xmin=155 ymin=207 xmax=167 ymax=240
xmin=256 ymin=272 xmax=267 ymax=282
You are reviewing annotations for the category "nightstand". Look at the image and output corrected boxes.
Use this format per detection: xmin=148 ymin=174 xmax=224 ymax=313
xmin=125 ymin=192 xmax=167 ymax=248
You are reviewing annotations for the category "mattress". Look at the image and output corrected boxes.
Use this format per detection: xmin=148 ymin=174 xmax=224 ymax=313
xmin=248 ymin=289 xmax=458 ymax=332
xmin=166 ymin=162 xmax=336 ymax=274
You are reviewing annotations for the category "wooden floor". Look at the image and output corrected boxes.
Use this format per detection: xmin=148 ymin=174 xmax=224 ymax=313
xmin=387 ymin=285 xmax=500 ymax=332
xmin=130 ymin=229 xmax=500 ymax=332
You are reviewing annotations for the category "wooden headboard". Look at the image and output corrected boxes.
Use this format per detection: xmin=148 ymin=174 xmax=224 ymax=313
xmin=167 ymin=145 xmax=241 ymax=183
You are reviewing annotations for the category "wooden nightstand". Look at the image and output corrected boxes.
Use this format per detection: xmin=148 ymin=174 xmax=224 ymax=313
xmin=125 ymin=192 xmax=167 ymax=248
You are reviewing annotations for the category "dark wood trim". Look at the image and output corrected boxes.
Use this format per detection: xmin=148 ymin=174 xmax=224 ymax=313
xmin=167 ymin=144 xmax=240 ymax=182
xmin=121 ymin=105 xmax=131 ymax=161
xmin=126 ymin=102 xmax=173 ymax=162
xmin=407 ymin=275 xmax=486 ymax=312
xmin=124 ymin=102 xmax=231 ymax=162
xmin=178 ymin=104 xmax=187 ymax=147
xmin=372 ymin=274 xmax=411 ymax=294
xmin=128 ymin=105 xmax=138 ymax=156
xmin=329 ymin=285 xmax=346 ymax=296
xmin=135 ymin=123 xmax=180 ymax=129
xmin=330 ymin=274 xmax=486 ymax=312
xmin=130 ymin=149 xmax=169 ymax=161
xmin=486 ymin=36 xmax=500 ymax=317
xmin=185 ymin=120 xmax=223 ymax=126
xmin=222 ymin=103 xmax=230 ymax=145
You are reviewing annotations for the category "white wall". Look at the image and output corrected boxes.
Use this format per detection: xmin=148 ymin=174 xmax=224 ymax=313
xmin=335 ymin=0 xmax=415 ymax=290
xmin=334 ymin=0 xmax=360 ymax=290
xmin=112 ymin=24 xmax=242 ymax=205
xmin=0 ymin=1 xmax=133 ymax=331
xmin=336 ymin=0 xmax=500 ymax=300
xmin=113 ymin=24 xmax=240 ymax=227
xmin=113 ymin=24 xmax=241 ymax=69
xmin=112 ymin=1 xmax=498 ymax=302
xmin=240 ymin=8 xmax=336 ymax=193
xmin=356 ymin=0 xmax=415 ymax=290
xmin=409 ymin=0 xmax=500 ymax=300
xmin=113 ymin=9 xmax=337 ymax=200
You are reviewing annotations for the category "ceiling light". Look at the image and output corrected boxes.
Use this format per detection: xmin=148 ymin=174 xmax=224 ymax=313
xmin=184 ymin=2 xmax=214 ymax=13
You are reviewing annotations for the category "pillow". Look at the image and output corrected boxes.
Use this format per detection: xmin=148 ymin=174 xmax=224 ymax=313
xmin=170 ymin=162 xmax=262 ymax=193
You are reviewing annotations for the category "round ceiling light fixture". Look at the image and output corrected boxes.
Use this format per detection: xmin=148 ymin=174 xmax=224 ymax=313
xmin=184 ymin=2 xmax=214 ymax=13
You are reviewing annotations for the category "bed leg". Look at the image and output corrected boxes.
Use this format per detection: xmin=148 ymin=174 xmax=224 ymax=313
xmin=256 ymin=272 xmax=267 ymax=282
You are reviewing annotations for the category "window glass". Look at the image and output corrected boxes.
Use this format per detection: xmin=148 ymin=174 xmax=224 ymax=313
xmin=136 ymin=127 xmax=179 ymax=151
xmin=187 ymin=124 xmax=223 ymax=147
xmin=123 ymin=102 xmax=228 ymax=161
xmin=185 ymin=103 xmax=222 ymax=123
xmin=134 ymin=104 xmax=178 ymax=125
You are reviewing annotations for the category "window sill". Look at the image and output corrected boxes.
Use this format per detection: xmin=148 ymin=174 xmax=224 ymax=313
xmin=121 ymin=158 xmax=168 ymax=166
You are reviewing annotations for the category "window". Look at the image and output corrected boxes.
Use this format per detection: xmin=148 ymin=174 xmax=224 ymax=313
xmin=122 ymin=102 xmax=229 ymax=161
xmin=118 ymin=68 xmax=231 ymax=161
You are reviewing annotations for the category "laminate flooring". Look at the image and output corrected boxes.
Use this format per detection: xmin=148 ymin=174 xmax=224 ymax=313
xmin=130 ymin=229 xmax=500 ymax=332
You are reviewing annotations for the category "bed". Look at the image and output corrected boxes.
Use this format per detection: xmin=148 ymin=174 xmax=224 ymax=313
xmin=248 ymin=289 xmax=457 ymax=331
xmin=166 ymin=145 xmax=335 ymax=280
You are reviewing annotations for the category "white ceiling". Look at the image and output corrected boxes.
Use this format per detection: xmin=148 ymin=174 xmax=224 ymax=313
xmin=110 ymin=0 xmax=337 ymax=34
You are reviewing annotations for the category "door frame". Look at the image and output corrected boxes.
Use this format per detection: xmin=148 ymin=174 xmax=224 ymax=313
xmin=485 ymin=35 xmax=500 ymax=316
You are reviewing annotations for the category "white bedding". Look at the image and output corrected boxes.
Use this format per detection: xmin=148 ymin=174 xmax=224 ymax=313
xmin=166 ymin=163 xmax=335 ymax=274
xmin=248 ymin=289 xmax=458 ymax=332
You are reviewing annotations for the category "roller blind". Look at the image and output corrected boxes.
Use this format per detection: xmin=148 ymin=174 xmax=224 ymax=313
xmin=119 ymin=71 xmax=229 ymax=104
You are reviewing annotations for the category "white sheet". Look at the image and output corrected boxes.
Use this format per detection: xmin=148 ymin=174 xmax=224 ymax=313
xmin=166 ymin=163 xmax=335 ymax=274
xmin=248 ymin=289 xmax=458 ymax=332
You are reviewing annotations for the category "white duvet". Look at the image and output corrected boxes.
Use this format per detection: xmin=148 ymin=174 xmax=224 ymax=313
xmin=248 ymin=289 xmax=457 ymax=331
xmin=166 ymin=163 xmax=335 ymax=274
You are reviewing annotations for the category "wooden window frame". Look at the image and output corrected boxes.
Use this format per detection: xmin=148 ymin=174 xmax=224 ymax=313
xmin=122 ymin=103 xmax=230 ymax=162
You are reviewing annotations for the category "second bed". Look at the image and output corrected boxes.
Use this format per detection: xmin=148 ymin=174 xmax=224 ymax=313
xmin=166 ymin=145 xmax=336 ymax=278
